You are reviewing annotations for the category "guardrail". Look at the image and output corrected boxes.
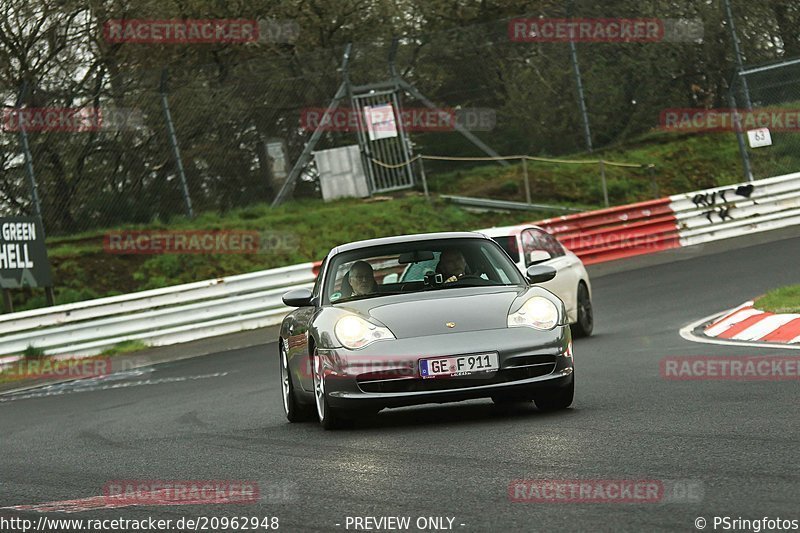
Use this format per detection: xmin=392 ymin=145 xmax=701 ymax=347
xmin=1 ymin=171 xmax=798 ymax=362
xmin=534 ymin=198 xmax=681 ymax=265
xmin=440 ymin=195 xmax=582 ymax=213
xmin=532 ymin=171 xmax=800 ymax=265
xmin=670 ymin=171 xmax=800 ymax=247
xmin=0 ymin=263 xmax=316 ymax=361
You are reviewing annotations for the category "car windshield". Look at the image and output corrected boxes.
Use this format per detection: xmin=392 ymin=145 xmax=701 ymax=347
xmin=323 ymin=237 xmax=525 ymax=304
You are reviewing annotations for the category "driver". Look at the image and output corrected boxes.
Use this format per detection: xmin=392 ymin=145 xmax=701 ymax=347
xmin=348 ymin=260 xmax=378 ymax=295
xmin=438 ymin=248 xmax=467 ymax=283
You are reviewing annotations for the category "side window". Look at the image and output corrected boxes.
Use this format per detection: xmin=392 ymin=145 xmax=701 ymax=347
xmin=538 ymin=230 xmax=565 ymax=258
xmin=521 ymin=229 xmax=547 ymax=266
xmin=312 ymin=258 xmax=326 ymax=300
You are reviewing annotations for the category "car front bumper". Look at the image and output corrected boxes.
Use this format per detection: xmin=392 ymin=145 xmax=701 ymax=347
xmin=317 ymin=326 xmax=573 ymax=410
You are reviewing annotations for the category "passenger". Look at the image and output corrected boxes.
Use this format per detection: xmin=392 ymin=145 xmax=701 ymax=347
xmin=348 ymin=260 xmax=378 ymax=296
xmin=438 ymin=248 xmax=467 ymax=283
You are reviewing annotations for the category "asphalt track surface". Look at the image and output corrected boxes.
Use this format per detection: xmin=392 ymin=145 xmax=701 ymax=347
xmin=1 ymin=234 xmax=799 ymax=533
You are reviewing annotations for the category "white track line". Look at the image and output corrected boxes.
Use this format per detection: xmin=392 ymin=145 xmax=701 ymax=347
xmin=680 ymin=310 xmax=800 ymax=351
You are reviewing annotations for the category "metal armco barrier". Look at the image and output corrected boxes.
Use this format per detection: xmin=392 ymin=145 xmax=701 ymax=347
xmin=0 ymin=263 xmax=316 ymax=361
xmin=669 ymin=171 xmax=800 ymax=248
xmin=1 ymin=171 xmax=798 ymax=361
xmin=533 ymin=171 xmax=800 ymax=265
xmin=534 ymin=198 xmax=680 ymax=265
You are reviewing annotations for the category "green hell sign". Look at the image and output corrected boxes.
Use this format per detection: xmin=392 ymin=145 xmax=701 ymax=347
xmin=0 ymin=217 xmax=53 ymax=289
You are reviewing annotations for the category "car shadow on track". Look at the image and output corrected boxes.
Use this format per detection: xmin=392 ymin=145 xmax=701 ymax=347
xmin=344 ymin=401 xmax=578 ymax=432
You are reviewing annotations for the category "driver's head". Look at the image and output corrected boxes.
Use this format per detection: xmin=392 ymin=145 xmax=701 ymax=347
xmin=349 ymin=261 xmax=376 ymax=295
xmin=439 ymin=248 xmax=466 ymax=278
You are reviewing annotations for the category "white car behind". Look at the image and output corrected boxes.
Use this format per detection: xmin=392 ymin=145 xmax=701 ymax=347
xmin=475 ymin=224 xmax=593 ymax=337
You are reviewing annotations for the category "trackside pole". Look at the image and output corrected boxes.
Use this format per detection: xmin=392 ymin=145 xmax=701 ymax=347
xmin=160 ymin=69 xmax=195 ymax=218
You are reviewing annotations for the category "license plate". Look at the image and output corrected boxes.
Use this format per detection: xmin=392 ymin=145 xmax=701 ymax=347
xmin=419 ymin=352 xmax=499 ymax=379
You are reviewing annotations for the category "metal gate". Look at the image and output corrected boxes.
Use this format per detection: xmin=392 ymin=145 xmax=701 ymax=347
xmin=350 ymin=89 xmax=415 ymax=193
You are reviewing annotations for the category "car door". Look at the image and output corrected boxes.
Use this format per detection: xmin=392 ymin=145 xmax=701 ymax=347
xmin=288 ymin=258 xmax=326 ymax=393
xmin=520 ymin=229 xmax=581 ymax=316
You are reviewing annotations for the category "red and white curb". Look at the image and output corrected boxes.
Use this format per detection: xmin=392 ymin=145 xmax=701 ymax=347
xmin=704 ymin=301 xmax=800 ymax=344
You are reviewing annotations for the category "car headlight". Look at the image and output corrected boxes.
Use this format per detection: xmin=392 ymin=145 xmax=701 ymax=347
xmin=334 ymin=315 xmax=395 ymax=350
xmin=507 ymin=296 xmax=560 ymax=330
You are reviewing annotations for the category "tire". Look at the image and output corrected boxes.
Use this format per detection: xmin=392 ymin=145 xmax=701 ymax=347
xmin=280 ymin=342 xmax=314 ymax=422
xmin=534 ymin=376 xmax=574 ymax=411
xmin=312 ymin=349 xmax=347 ymax=430
xmin=571 ymin=282 xmax=593 ymax=338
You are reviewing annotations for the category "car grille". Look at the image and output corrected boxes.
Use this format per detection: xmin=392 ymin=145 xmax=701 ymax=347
xmin=356 ymin=357 xmax=557 ymax=394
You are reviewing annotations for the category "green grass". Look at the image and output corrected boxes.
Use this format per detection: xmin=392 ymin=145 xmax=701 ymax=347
xmin=426 ymin=130 xmax=744 ymax=204
xmin=100 ymin=340 xmax=149 ymax=356
xmin=755 ymin=285 xmax=800 ymax=314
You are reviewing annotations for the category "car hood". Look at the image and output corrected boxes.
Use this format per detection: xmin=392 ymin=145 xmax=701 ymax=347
xmin=337 ymin=286 xmax=525 ymax=339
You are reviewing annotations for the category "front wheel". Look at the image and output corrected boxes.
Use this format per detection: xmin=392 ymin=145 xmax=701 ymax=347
xmin=571 ymin=282 xmax=593 ymax=338
xmin=533 ymin=376 xmax=574 ymax=411
xmin=312 ymin=350 xmax=347 ymax=430
xmin=280 ymin=342 xmax=314 ymax=422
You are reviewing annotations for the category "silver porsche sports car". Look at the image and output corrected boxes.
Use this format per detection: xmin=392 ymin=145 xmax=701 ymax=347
xmin=279 ymin=232 xmax=575 ymax=429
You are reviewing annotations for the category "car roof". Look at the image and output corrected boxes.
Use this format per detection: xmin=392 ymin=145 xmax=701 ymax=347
xmin=330 ymin=231 xmax=489 ymax=255
xmin=473 ymin=224 xmax=543 ymax=238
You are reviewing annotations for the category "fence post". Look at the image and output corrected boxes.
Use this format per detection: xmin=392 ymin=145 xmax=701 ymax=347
xmin=15 ymin=83 xmax=45 ymax=226
xmin=599 ymin=160 xmax=609 ymax=207
xmin=418 ymin=156 xmax=430 ymax=201
xmin=723 ymin=0 xmax=752 ymax=109
xmin=569 ymin=40 xmax=593 ymax=153
xmin=159 ymin=69 xmax=195 ymax=218
xmin=16 ymin=82 xmax=56 ymax=308
xmin=522 ymin=157 xmax=532 ymax=204
xmin=648 ymin=164 xmax=659 ymax=199
xmin=728 ymin=90 xmax=754 ymax=182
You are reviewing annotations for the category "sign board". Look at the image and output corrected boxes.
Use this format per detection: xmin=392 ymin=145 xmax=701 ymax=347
xmin=363 ymin=104 xmax=398 ymax=141
xmin=0 ymin=217 xmax=53 ymax=289
xmin=314 ymin=144 xmax=370 ymax=201
xmin=747 ymin=128 xmax=772 ymax=148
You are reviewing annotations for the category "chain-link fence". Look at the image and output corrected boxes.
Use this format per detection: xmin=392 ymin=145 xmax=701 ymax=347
xmin=0 ymin=5 xmax=786 ymax=236
xmin=731 ymin=58 xmax=800 ymax=181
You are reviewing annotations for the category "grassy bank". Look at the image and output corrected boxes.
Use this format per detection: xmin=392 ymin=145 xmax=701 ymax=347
xmin=426 ymin=131 xmax=744 ymax=205
xmin=756 ymin=285 xmax=800 ymax=314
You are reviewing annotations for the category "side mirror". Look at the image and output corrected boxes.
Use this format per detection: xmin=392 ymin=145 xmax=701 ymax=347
xmin=528 ymin=250 xmax=551 ymax=265
xmin=382 ymin=273 xmax=399 ymax=284
xmin=526 ymin=265 xmax=557 ymax=284
xmin=282 ymin=288 xmax=314 ymax=307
